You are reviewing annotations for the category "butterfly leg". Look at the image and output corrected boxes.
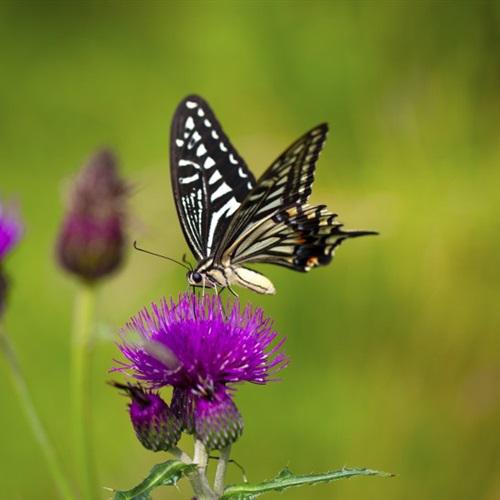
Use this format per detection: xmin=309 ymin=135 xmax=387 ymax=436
xmin=187 ymin=285 xmax=198 ymax=319
xmin=214 ymin=285 xmax=226 ymax=318
xmin=186 ymin=281 xmax=198 ymax=300
xmin=227 ymin=284 xmax=239 ymax=298
xmin=213 ymin=285 xmax=229 ymax=318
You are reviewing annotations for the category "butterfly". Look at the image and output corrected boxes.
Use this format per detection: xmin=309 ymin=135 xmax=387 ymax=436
xmin=170 ymin=95 xmax=376 ymax=295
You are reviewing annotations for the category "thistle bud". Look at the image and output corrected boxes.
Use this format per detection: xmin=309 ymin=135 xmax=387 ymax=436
xmin=194 ymin=388 xmax=243 ymax=451
xmin=113 ymin=382 xmax=182 ymax=452
xmin=56 ymin=149 xmax=128 ymax=283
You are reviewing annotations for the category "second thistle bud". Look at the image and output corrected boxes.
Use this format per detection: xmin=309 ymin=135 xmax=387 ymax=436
xmin=113 ymin=383 xmax=181 ymax=452
xmin=56 ymin=149 xmax=128 ymax=284
xmin=194 ymin=388 xmax=244 ymax=451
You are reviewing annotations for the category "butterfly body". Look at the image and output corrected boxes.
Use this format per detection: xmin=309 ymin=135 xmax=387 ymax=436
xmin=171 ymin=95 xmax=376 ymax=295
xmin=188 ymin=258 xmax=276 ymax=295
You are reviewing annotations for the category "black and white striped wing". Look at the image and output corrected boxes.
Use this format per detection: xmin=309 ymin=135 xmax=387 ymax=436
xmin=214 ymin=124 xmax=328 ymax=260
xmin=229 ymin=204 xmax=377 ymax=271
xmin=170 ymin=95 xmax=256 ymax=259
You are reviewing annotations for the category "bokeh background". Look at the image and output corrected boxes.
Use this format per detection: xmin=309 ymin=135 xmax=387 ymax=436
xmin=1 ymin=1 xmax=499 ymax=499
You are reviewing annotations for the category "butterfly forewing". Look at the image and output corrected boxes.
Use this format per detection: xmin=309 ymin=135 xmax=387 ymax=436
xmin=214 ymin=124 xmax=328 ymax=260
xmin=170 ymin=95 xmax=256 ymax=259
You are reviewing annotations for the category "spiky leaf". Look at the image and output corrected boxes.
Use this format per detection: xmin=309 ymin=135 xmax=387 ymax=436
xmin=114 ymin=459 xmax=196 ymax=499
xmin=221 ymin=467 xmax=393 ymax=499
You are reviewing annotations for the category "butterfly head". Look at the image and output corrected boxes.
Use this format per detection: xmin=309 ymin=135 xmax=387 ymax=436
xmin=187 ymin=270 xmax=204 ymax=286
xmin=187 ymin=260 xmax=228 ymax=289
xmin=186 ymin=269 xmax=218 ymax=289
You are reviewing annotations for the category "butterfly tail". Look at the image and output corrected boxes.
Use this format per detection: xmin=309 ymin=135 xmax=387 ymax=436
xmin=231 ymin=204 xmax=377 ymax=272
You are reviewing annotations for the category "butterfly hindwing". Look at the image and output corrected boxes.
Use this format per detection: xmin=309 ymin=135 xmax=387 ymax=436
xmin=170 ymin=95 xmax=256 ymax=259
xmin=228 ymin=204 xmax=376 ymax=271
xmin=214 ymin=124 xmax=328 ymax=260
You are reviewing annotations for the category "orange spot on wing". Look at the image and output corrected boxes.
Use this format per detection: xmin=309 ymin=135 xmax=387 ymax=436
xmin=306 ymin=256 xmax=319 ymax=267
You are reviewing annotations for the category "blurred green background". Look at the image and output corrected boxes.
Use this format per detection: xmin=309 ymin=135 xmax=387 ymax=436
xmin=1 ymin=1 xmax=499 ymax=499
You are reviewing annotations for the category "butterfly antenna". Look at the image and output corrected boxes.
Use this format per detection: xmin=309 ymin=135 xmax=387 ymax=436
xmin=182 ymin=253 xmax=193 ymax=272
xmin=133 ymin=241 xmax=191 ymax=271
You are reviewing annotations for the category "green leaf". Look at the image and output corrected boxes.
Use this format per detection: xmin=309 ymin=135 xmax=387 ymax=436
xmin=114 ymin=459 xmax=196 ymax=500
xmin=221 ymin=467 xmax=393 ymax=499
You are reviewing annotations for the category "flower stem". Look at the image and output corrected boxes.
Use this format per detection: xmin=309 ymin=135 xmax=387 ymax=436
xmin=170 ymin=446 xmax=193 ymax=464
xmin=0 ymin=329 xmax=76 ymax=500
xmin=71 ymin=284 xmax=99 ymax=500
xmin=191 ymin=439 xmax=216 ymax=499
xmin=171 ymin=446 xmax=215 ymax=498
xmin=214 ymin=445 xmax=231 ymax=496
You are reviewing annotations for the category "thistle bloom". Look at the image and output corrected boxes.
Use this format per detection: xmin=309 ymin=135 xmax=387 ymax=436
xmin=0 ymin=198 xmax=22 ymax=318
xmin=112 ymin=382 xmax=182 ymax=452
xmin=56 ymin=149 xmax=129 ymax=283
xmin=0 ymin=199 xmax=22 ymax=261
xmin=115 ymin=293 xmax=287 ymax=449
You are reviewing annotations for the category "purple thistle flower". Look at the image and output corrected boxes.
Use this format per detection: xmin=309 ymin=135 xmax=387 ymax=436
xmin=114 ymin=293 xmax=287 ymax=448
xmin=112 ymin=382 xmax=182 ymax=452
xmin=56 ymin=149 xmax=129 ymax=283
xmin=0 ymin=198 xmax=22 ymax=318
xmin=115 ymin=293 xmax=288 ymax=391
xmin=0 ymin=199 xmax=22 ymax=261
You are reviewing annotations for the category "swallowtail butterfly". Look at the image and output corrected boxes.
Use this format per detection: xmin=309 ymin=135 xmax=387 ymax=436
xmin=170 ymin=95 xmax=376 ymax=295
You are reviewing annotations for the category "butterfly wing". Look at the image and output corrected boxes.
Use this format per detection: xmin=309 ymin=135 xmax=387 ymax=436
xmin=215 ymin=124 xmax=376 ymax=272
xmin=214 ymin=123 xmax=328 ymax=260
xmin=170 ymin=95 xmax=256 ymax=259
xmin=229 ymin=204 xmax=377 ymax=271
